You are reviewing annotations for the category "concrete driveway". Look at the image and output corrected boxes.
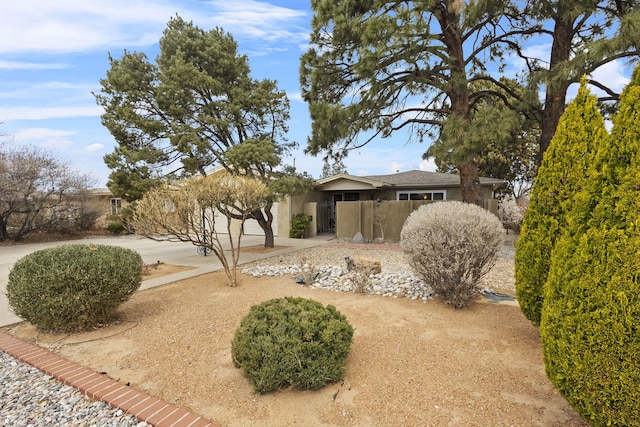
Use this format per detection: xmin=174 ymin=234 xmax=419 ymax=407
xmin=0 ymin=234 xmax=330 ymax=327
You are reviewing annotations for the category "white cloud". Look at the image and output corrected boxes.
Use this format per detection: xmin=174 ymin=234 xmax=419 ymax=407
xmin=419 ymin=157 xmax=437 ymax=172
xmin=0 ymin=0 xmax=185 ymax=54
xmin=40 ymin=138 xmax=74 ymax=150
xmin=590 ymin=60 xmax=630 ymax=93
xmin=85 ymin=143 xmax=105 ymax=152
xmin=0 ymin=106 xmax=103 ymax=121
xmin=12 ymin=127 xmax=75 ymax=150
xmin=206 ymin=0 xmax=308 ymax=43
xmin=288 ymin=91 xmax=304 ymax=102
xmin=0 ymin=81 xmax=98 ymax=101
xmin=388 ymin=161 xmax=403 ymax=174
xmin=14 ymin=128 xmax=77 ymax=140
xmin=0 ymin=61 xmax=69 ymax=70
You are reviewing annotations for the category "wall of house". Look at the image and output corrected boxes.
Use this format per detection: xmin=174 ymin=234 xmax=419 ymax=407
xmin=336 ymin=199 xmax=500 ymax=242
xmin=278 ymin=193 xmax=322 ymax=238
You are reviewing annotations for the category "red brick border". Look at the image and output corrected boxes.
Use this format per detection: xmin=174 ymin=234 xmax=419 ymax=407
xmin=0 ymin=330 xmax=219 ymax=427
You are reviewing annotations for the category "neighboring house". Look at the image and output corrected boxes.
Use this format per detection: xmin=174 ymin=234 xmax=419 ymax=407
xmin=282 ymin=170 xmax=505 ymax=241
xmin=89 ymin=188 xmax=129 ymax=227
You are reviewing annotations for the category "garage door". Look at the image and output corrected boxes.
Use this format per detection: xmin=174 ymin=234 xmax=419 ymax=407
xmin=243 ymin=205 xmax=278 ymax=236
xmin=213 ymin=209 xmax=229 ymax=234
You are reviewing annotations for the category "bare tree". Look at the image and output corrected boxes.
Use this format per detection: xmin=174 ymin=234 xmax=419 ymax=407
xmin=131 ymin=173 xmax=269 ymax=286
xmin=0 ymin=144 xmax=97 ymax=241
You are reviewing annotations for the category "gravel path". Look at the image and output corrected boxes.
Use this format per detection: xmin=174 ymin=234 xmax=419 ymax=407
xmin=0 ymin=351 xmax=149 ymax=426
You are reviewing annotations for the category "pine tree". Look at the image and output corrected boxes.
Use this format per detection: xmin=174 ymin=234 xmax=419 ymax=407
xmin=515 ymin=79 xmax=606 ymax=325
xmin=541 ymin=66 xmax=640 ymax=426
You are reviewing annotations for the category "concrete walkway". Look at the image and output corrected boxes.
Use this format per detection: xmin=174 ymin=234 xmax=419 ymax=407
xmin=0 ymin=234 xmax=333 ymax=327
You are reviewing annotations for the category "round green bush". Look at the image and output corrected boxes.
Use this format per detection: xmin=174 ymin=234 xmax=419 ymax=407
xmin=401 ymin=201 xmax=503 ymax=308
xmin=231 ymin=297 xmax=354 ymax=394
xmin=7 ymin=244 xmax=143 ymax=332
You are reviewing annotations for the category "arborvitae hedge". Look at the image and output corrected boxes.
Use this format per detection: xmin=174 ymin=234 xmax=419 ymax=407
xmin=541 ymin=68 xmax=640 ymax=426
xmin=514 ymin=80 xmax=606 ymax=325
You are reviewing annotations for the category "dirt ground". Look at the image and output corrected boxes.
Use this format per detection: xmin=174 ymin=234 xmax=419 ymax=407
xmin=4 ymin=249 xmax=587 ymax=427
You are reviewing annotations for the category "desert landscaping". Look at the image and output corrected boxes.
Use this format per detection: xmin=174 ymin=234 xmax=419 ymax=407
xmin=2 ymin=239 xmax=588 ymax=426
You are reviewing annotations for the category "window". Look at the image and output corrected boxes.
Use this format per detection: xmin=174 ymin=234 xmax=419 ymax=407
xmin=110 ymin=198 xmax=122 ymax=215
xmin=397 ymin=191 xmax=446 ymax=201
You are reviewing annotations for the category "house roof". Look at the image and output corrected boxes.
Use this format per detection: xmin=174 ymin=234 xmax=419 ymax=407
xmin=315 ymin=170 xmax=504 ymax=190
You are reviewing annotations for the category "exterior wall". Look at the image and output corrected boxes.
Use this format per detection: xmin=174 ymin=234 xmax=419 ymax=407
xmin=278 ymin=193 xmax=322 ymax=238
xmin=337 ymin=199 xmax=499 ymax=242
xmin=336 ymin=200 xmax=432 ymax=242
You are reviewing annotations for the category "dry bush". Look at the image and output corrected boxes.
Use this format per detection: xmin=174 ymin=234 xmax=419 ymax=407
xmin=401 ymin=201 xmax=503 ymax=308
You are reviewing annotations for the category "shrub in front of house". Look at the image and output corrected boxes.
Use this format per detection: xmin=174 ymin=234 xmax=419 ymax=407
xmin=289 ymin=213 xmax=312 ymax=238
xmin=400 ymin=201 xmax=503 ymax=308
xmin=231 ymin=297 xmax=354 ymax=394
xmin=7 ymin=244 xmax=143 ymax=332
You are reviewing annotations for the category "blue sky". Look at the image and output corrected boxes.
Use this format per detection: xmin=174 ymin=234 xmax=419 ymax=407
xmin=0 ymin=0 xmax=634 ymax=187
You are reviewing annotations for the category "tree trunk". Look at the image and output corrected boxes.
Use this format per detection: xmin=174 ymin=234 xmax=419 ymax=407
xmin=441 ymin=1 xmax=482 ymax=206
xmin=252 ymin=206 xmax=275 ymax=248
xmin=0 ymin=218 xmax=8 ymax=242
xmin=537 ymin=14 xmax=573 ymax=166
xmin=458 ymin=159 xmax=484 ymax=207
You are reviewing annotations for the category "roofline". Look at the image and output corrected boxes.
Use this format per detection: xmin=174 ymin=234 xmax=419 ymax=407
xmin=314 ymin=173 xmax=386 ymax=188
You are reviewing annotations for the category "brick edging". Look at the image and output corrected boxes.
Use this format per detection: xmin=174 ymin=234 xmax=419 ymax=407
xmin=0 ymin=330 xmax=219 ymax=427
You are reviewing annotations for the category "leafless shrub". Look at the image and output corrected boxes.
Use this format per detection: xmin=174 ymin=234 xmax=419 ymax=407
xmin=350 ymin=272 xmax=369 ymax=294
xmin=498 ymin=196 xmax=526 ymax=233
xmin=401 ymin=201 xmax=503 ymax=308
xmin=297 ymin=256 xmax=318 ymax=286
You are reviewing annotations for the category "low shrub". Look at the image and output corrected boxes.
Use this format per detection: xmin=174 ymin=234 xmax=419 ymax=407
xmin=107 ymin=220 xmax=126 ymax=234
xmin=289 ymin=213 xmax=312 ymax=238
xmin=401 ymin=201 xmax=503 ymax=308
xmin=231 ymin=297 xmax=354 ymax=394
xmin=7 ymin=244 xmax=143 ymax=332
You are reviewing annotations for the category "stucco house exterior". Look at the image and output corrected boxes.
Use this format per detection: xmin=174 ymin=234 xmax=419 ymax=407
xmin=99 ymin=170 xmax=504 ymax=241
xmin=280 ymin=170 xmax=505 ymax=241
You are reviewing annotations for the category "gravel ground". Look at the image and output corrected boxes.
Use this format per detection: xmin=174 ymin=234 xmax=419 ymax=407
xmin=0 ymin=351 xmax=148 ymax=427
xmin=1 ymin=237 xmax=518 ymax=426
xmin=242 ymin=239 xmax=517 ymax=297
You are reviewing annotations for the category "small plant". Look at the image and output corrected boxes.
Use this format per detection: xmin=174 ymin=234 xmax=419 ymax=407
xmin=296 ymin=256 xmax=318 ymax=286
xmin=498 ymin=196 xmax=525 ymax=234
xmin=289 ymin=213 xmax=312 ymax=238
xmin=107 ymin=220 xmax=126 ymax=234
xmin=401 ymin=201 xmax=503 ymax=308
xmin=6 ymin=244 xmax=143 ymax=332
xmin=231 ymin=297 xmax=354 ymax=394
xmin=350 ymin=272 xmax=369 ymax=294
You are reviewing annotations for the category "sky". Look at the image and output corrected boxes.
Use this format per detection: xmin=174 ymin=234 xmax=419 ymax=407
xmin=0 ymin=0 xmax=635 ymax=187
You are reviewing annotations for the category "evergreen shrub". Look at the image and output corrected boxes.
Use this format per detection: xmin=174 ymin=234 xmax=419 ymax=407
xmin=515 ymin=81 xmax=605 ymax=325
xmin=541 ymin=69 xmax=640 ymax=426
xmin=231 ymin=297 xmax=353 ymax=394
xmin=400 ymin=201 xmax=503 ymax=308
xmin=7 ymin=244 xmax=143 ymax=332
xmin=289 ymin=213 xmax=312 ymax=238
xmin=107 ymin=220 xmax=126 ymax=234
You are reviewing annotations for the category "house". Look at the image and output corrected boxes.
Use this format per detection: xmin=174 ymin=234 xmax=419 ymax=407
xmin=100 ymin=170 xmax=504 ymax=242
xmin=281 ymin=170 xmax=505 ymax=242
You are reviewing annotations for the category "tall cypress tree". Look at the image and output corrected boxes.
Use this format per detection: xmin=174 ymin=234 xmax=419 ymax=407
xmin=541 ymin=66 xmax=640 ymax=426
xmin=515 ymin=79 xmax=606 ymax=325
